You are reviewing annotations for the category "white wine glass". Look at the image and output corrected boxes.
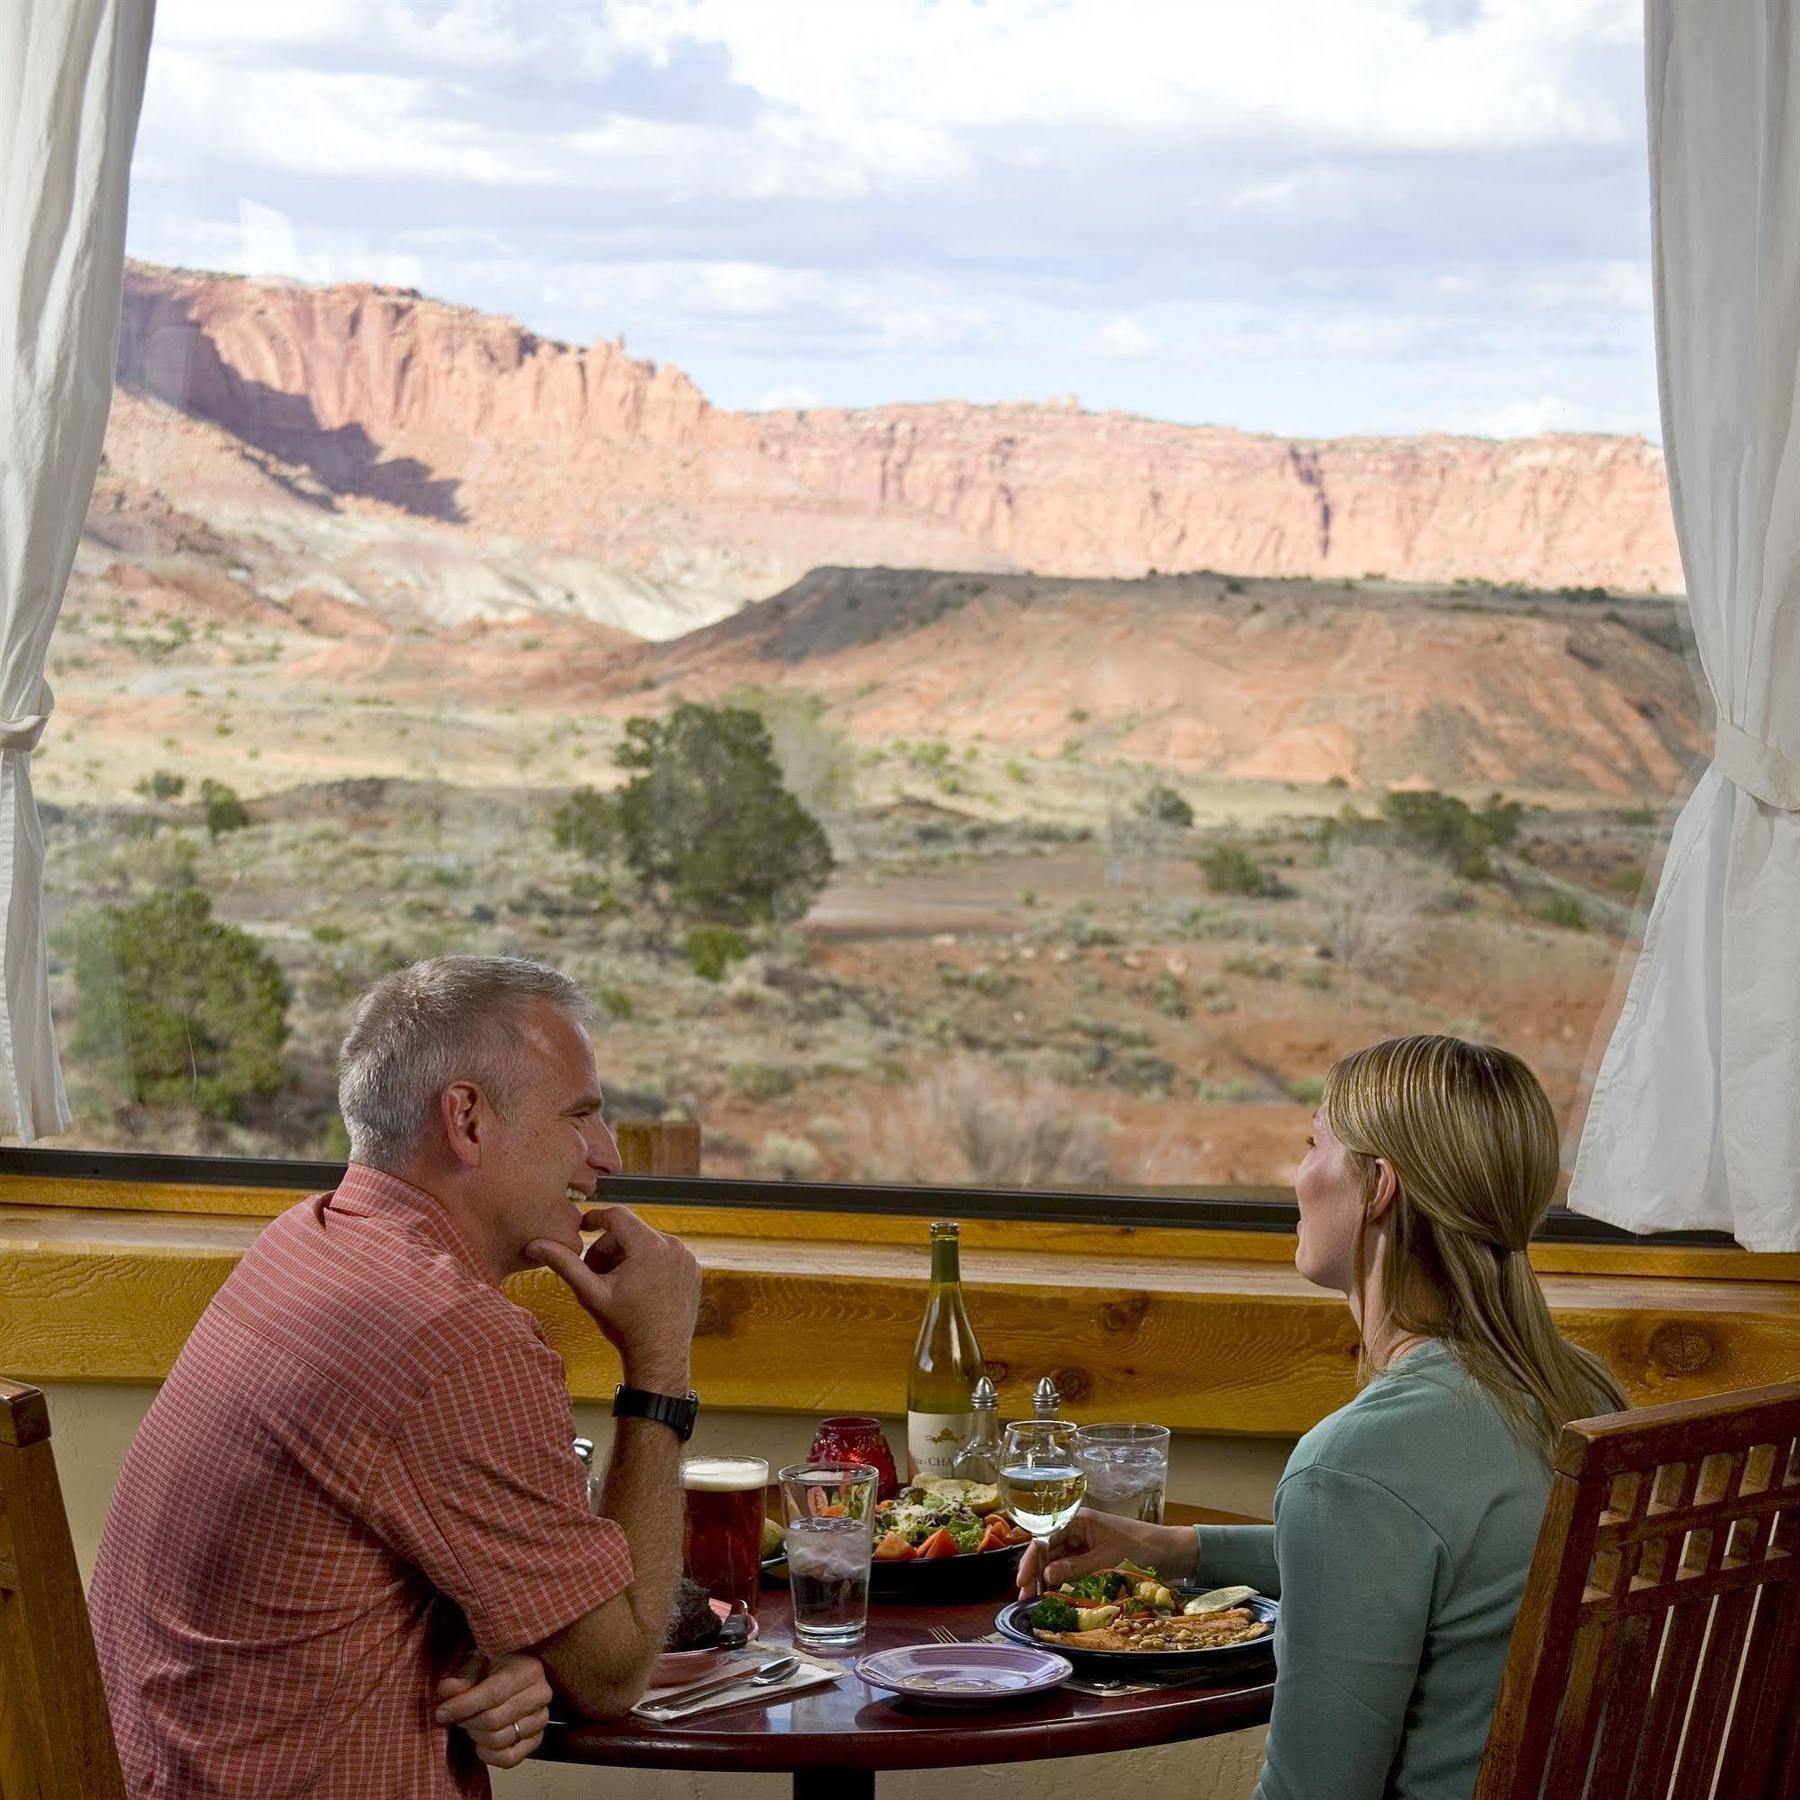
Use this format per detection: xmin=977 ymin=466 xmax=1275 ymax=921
xmin=998 ymin=1420 xmax=1086 ymax=1569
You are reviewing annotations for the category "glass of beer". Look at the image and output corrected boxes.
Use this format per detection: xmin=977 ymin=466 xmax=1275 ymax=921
xmin=681 ymin=1455 xmax=769 ymax=1616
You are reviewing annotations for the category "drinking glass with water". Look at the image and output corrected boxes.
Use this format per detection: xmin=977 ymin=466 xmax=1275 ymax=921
xmin=1075 ymin=1423 xmax=1170 ymax=1523
xmin=777 ymin=1462 xmax=879 ymax=1649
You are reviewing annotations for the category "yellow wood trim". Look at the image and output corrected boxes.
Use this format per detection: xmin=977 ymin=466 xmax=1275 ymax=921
xmin=1 ymin=1173 xmax=1793 ymax=1283
xmin=2 ymin=1207 xmax=1794 ymax=1434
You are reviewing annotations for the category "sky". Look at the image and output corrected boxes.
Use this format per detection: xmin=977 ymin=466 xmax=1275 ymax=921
xmin=124 ymin=0 xmax=1661 ymax=441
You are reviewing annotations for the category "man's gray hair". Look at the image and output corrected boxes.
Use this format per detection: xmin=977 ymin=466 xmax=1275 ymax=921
xmin=337 ymin=956 xmax=595 ymax=1170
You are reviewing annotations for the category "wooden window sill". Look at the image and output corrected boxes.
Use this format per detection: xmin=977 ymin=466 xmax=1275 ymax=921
xmin=1 ymin=1197 xmax=1793 ymax=1435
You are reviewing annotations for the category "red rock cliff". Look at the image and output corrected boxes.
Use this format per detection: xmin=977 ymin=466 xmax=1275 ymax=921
xmin=113 ymin=263 xmax=1682 ymax=593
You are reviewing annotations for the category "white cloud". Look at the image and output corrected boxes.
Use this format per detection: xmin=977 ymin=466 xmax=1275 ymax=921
xmin=1458 ymin=394 xmax=1586 ymax=436
xmin=1228 ymin=177 xmax=1303 ymax=212
xmin=1522 ymin=260 xmax=1653 ymax=312
xmin=1093 ymin=316 xmax=1159 ymax=359
xmin=752 ymin=384 xmax=823 ymax=411
xmin=612 ymin=0 xmax=1642 ymax=152
xmin=127 ymin=0 xmax=1660 ymax=436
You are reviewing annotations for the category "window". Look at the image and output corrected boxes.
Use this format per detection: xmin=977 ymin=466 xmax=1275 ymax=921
xmin=42 ymin=4 xmax=1690 ymax=1196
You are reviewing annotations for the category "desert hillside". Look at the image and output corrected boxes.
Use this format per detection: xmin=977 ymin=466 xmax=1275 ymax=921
xmin=108 ymin=260 xmax=1683 ymax=630
xmin=41 ymin=261 xmax=1701 ymax=1186
xmin=594 ymin=568 xmax=1703 ymax=798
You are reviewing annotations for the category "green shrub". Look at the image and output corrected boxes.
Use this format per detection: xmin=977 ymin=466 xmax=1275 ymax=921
xmin=569 ymin=870 xmax=623 ymax=911
xmin=1380 ymin=789 xmax=1521 ymax=879
xmin=552 ymin=786 xmax=615 ymax=861
xmin=684 ymin=923 xmax=750 ymax=981
xmin=1112 ymin=1053 xmax=1177 ymax=1096
xmin=310 ymin=921 xmax=348 ymax=945
xmin=1538 ymin=893 xmax=1588 ymax=931
xmin=1138 ymin=783 xmax=1194 ymax=828
xmin=729 ymin=1061 xmax=795 ymax=1100
xmin=614 ymin=704 xmax=834 ymax=924
xmin=1199 ymin=844 xmax=1266 ymax=896
xmin=199 ymin=778 xmax=249 ymax=839
xmin=1222 ymin=953 xmax=1284 ymax=980
xmin=72 ymin=889 xmax=289 ymax=1118
xmin=134 ymin=769 xmax=185 ymax=801
xmin=595 ymin=985 xmax=635 ymax=1020
xmin=1151 ymin=972 xmax=1188 ymax=1018
xmin=1287 ymin=1076 xmax=1324 ymax=1104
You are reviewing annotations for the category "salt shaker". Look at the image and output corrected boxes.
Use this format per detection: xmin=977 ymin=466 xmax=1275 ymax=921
xmin=950 ymin=1376 xmax=1001 ymax=1484
xmin=1032 ymin=1375 xmax=1064 ymax=1423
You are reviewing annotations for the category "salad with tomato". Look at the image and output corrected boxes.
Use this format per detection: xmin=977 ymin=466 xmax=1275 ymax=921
xmin=870 ymin=1480 xmax=1034 ymax=1562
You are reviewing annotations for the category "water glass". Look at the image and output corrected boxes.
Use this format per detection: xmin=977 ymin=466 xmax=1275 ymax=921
xmin=997 ymin=1420 xmax=1086 ymax=1535
xmin=1076 ymin=1423 xmax=1171 ymax=1523
xmin=778 ymin=1461 xmax=879 ymax=1649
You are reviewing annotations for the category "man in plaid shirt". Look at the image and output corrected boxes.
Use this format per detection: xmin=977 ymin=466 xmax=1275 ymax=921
xmin=90 ymin=956 xmax=703 ymax=1797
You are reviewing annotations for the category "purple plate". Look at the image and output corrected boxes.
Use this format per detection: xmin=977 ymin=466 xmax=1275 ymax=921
xmin=856 ymin=1642 xmax=1073 ymax=1707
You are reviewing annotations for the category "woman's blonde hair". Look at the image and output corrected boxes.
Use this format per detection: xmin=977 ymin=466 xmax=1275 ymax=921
xmin=1322 ymin=1034 xmax=1627 ymax=1460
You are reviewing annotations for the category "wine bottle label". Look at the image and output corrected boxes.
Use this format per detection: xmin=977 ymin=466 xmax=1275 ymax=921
xmin=908 ymin=1411 xmax=975 ymax=1480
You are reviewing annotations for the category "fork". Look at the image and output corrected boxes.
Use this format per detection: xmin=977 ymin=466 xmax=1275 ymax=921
xmin=925 ymin=1626 xmax=962 ymax=1645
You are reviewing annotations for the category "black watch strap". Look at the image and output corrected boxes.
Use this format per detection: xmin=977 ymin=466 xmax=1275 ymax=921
xmin=612 ymin=1383 xmax=699 ymax=1443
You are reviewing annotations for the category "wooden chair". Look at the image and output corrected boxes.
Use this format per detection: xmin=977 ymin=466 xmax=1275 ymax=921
xmin=0 ymin=1379 xmax=126 ymax=1800
xmin=1475 ymin=1379 xmax=1800 ymax=1800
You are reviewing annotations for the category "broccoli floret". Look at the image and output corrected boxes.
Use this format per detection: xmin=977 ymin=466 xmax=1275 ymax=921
xmin=1028 ymin=1594 xmax=1080 ymax=1632
xmin=947 ymin=1517 xmax=984 ymax=1553
xmin=1064 ymin=1572 xmax=1124 ymax=1602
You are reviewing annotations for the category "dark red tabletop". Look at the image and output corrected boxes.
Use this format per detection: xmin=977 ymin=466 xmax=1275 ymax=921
xmin=540 ymin=1504 xmax=1274 ymax=1788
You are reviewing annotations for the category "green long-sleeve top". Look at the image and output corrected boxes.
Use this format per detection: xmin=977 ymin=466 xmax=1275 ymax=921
xmin=1195 ymin=1340 xmax=1549 ymax=1800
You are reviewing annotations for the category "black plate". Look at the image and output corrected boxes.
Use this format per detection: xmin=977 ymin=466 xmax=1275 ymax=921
xmin=993 ymin=1591 xmax=1278 ymax=1675
xmin=870 ymin=1538 xmax=1030 ymax=1605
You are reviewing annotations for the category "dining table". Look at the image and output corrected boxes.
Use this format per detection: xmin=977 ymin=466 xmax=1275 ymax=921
xmin=539 ymin=1502 xmax=1275 ymax=1800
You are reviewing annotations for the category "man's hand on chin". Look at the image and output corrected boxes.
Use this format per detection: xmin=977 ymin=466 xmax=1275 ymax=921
xmin=524 ymin=1205 xmax=700 ymax=1377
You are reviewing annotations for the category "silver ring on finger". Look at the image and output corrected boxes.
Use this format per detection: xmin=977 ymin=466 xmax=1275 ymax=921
xmin=511 ymin=1721 xmax=522 ymax=1745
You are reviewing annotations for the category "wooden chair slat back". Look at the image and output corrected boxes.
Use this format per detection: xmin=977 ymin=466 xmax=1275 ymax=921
xmin=0 ymin=1379 xmax=127 ymax=1800
xmin=1474 ymin=1380 xmax=1800 ymax=1800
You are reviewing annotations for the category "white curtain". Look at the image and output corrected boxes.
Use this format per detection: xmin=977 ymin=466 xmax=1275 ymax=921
xmin=0 ymin=0 xmax=153 ymax=1138
xmin=1569 ymin=0 xmax=1800 ymax=1253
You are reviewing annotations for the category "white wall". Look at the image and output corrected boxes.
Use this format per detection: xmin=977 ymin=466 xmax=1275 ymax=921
xmin=45 ymin=1383 xmax=1285 ymax=1799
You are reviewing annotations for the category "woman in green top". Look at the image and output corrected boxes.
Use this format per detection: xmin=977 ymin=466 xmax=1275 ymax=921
xmin=1020 ymin=1034 xmax=1628 ymax=1800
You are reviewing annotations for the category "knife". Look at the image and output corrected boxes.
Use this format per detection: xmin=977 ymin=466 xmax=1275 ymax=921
xmin=652 ymin=1653 xmax=798 ymax=1715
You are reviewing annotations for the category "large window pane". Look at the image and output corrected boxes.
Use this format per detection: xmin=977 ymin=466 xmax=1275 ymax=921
xmin=39 ymin=6 xmax=1696 ymax=1192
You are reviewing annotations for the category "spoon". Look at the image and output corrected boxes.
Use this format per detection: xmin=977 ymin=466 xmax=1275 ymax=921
xmin=661 ymin=1653 xmax=802 ymax=1714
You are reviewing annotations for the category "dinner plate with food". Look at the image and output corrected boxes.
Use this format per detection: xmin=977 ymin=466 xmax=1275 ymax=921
xmin=869 ymin=1476 xmax=1035 ymax=1602
xmin=654 ymin=1582 xmax=758 ymax=1684
xmin=995 ymin=1564 xmax=1277 ymax=1675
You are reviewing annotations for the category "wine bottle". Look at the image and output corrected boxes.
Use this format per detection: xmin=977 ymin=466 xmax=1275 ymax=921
xmin=907 ymin=1221 xmax=984 ymax=1481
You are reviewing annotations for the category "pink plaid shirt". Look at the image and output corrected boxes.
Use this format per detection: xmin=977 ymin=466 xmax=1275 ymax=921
xmin=89 ymin=1166 xmax=632 ymax=1799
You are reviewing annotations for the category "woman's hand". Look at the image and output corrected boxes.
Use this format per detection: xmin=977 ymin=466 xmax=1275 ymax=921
xmin=435 ymin=1651 xmax=554 ymax=1769
xmin=1016 ymin=1507 xmax=1198 ymax=1596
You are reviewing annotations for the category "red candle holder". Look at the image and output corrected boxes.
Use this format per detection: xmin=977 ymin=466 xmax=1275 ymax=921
xmin=808 ymin=1415 xmax=900 ymax=1500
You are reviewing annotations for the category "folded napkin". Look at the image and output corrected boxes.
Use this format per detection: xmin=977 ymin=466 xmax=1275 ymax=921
xmin=632 ymin=1648 xmax=845 ymax=1722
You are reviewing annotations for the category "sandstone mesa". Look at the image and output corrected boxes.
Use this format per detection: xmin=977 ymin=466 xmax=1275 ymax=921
xmin=111 ymin=262 xmax=1682 ymax=602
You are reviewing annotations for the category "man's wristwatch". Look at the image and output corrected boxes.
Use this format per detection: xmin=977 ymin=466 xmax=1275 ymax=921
xmin=612 ymin=1383 xmax=700 ymax=1443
